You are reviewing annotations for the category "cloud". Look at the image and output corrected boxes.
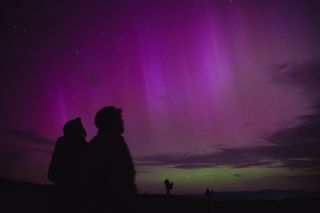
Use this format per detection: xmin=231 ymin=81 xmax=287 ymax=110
xmin=269 ymin=60 xmax=320 ymax=104
xmin=135 ymin=169 xmax=149 ymax=174
xmin=0 ymin=148 xmax=29 ymax=158
xmin=285 ymin=174 xmax=320 ymax=180
xmin=0 ymin=145 xmax=52 ymax=168
xmin=265 ymin=60 xmax=320 ymax=169
xmin=0 ymin=148 xmax=29 ymax=169
xmin=284 ymin=174 xmax=320 ymax=189
xmin=0 ymin=130 xmax=53 ymax=169
xmin=136 ymin=145 xmax=274 ymax=169
xmin=3 ymin=129 xmax=54 ymax=145
xmin=137 ymin=141 xmax=320 ymax=170
xmin=17 ymin=146 xmax=52 ymax=154
xmin=138 ymin=60 xmax=320 ymax=171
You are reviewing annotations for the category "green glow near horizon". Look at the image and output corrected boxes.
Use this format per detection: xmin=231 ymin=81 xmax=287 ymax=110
xmin=136 ymin=166 xmax=311 ymax=194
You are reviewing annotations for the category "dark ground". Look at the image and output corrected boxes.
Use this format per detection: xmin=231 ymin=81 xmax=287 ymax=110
xmin=1 ymin=178 xmax=319 ymax=213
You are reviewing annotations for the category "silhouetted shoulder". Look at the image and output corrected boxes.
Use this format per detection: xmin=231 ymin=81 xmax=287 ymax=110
xmin=55 ymin=137 xmax=64 ymax=148
xmin=48 ymin=137 xmax=65 ymax=184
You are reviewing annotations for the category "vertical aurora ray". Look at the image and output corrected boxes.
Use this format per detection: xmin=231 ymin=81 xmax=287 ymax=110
xmin=1 ymin=0 xmax=320 ymax=192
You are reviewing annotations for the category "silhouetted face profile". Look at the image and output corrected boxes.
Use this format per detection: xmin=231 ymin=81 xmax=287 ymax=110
xmin=95 ymin=106 xmax=124 ymax=134
xmin=63 ymin=117 xmax=87 ymax=140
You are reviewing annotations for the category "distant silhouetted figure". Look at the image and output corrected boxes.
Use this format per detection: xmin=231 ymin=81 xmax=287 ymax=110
xmin=206 ymin=188 xmax=213 ymax=200
xmin=48 ymin=118 xmax=88 ymax=213
xmin=87 ymin=106 xmax=137 ymax=212
xmin=206 ymin=188 xmax=214 ymax=213
xmin=164 ymin=179 xmax=174 ymax=195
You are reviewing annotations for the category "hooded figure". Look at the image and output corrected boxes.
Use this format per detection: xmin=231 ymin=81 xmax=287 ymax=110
xmin=48 ymin=118 xmax=88 ymax=212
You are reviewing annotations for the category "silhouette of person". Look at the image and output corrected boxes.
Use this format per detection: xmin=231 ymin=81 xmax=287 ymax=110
xmin=164 ymin=179 xmax=174 ymax=195
xmin=48 ymin=118 xmax=88 ymax=213
xmin=87 ymin=106 xmax=137 ymax=212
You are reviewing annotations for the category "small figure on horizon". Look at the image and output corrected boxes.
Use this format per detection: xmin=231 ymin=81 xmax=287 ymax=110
xmin=87 ymin=106 xmax=137 ymax=212
xmin=164 ymin=179 xmax=174 ymax=195
xmin=206 ymin=188 xmax=213 ymax=200
xmin=48 ymin=118 xmax=88 ymax=212
xmin=205 ymin=188 xmax=214 ymax=213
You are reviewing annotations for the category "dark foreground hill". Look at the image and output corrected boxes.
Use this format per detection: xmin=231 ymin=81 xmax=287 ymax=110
xmin=1 ymin=177 xmax=319 ymax=213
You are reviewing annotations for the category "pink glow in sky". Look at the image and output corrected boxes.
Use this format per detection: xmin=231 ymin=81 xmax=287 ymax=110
xmin=1 ymin=0 xmax=320 ymax=193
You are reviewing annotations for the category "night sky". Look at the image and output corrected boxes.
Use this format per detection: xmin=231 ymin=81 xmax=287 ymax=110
xmin=1 ymin=0 xmax=320 ymax=194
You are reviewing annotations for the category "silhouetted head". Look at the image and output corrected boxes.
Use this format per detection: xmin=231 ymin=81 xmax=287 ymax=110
xmin=95 ymin=106 xmax=124 ymax=134
xmin=164 ymin=179 xmax=170 ymax=185
xmin=164 ymin=179 xmax=173 ymax=188
xmin=63 ymin=118 xmax=86 ymax=140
